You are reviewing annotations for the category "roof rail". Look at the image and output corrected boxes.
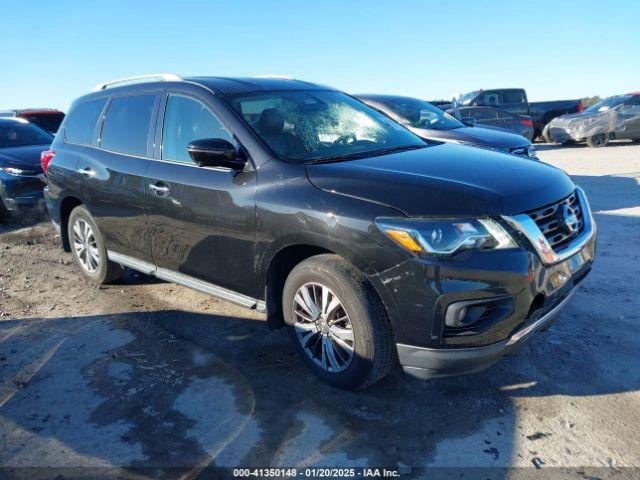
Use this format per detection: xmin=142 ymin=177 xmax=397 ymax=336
xmin=92 ymin=73 xmax=183 ymax=92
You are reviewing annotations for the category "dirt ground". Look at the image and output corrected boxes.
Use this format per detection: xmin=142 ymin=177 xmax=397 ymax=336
xmin=0 ymin=142 xmax=639 ymax=479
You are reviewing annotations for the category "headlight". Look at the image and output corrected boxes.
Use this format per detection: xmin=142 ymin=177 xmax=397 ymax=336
xmin=375 ymin=217 xmax=517 ymax=256
xmin=1 ymin=167 xmax=38 ymax=176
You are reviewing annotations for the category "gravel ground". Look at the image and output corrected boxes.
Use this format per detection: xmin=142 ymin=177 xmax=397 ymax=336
xmin=0 ymin=142 xmax=638 ymax=479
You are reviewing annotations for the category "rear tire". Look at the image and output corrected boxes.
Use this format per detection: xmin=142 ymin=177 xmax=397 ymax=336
xmin=586 ymin=133 xmax=610 ymax=148
xmin=282 ymin=254 xmax=396 ymax=390
xmin=68 ymin=205 xmax=123 ymax=284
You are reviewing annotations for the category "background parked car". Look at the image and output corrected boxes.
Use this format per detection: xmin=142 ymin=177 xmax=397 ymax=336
xmin=0 ymin=118 xmax=52 ymax=219
xmin=547 ymin=92 xmax=640 ymax=147
xmin=0 ymin=108 xmax=65 ymax=134
xmin=450 ymin=106 xmax=534 ymax=140
xmin=454 ymin=88 xmax=583 ymax=140
xmin=357 ymin=94 xmax=537 ymax=158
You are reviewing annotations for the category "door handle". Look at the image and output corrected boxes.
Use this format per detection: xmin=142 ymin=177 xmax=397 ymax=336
xmin=78 ymin=167 xmax=95 ymax=177
xmin=149 ymin=182 xmax=171 ymax=197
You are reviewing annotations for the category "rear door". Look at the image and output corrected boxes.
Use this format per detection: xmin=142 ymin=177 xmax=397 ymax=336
xmin=79 ymin=91 xmax=160 ymax=262
xmin=145 ymin=90 xmax=257 ymax=297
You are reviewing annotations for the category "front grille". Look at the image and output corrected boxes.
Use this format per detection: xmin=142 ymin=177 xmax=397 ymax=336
xmin=526 ymin=191 xmax=585 ymax=251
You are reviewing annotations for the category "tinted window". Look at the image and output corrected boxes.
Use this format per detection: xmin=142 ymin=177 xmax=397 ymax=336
xmin=480 ymin=92 xmax=500 ymax=106
xmin=21 ymin=113 xmax=65 ymax=133
xmin=503 ymin=91 xmax=525 ymax=104
xmin=64 ymin=98 xmax=106 ymax=145
xmin=101 ymin=94 xmax=155 ymax=156
xmin=0 ymin=120 xmax=53 ymax=148
xmin=162 ymin=95 xmax=234 ymax=164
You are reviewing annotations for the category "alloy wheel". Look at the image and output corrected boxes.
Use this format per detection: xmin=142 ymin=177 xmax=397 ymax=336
xmin=72 ymin=218 xmax=100 ymax=273
xmin=292 ymin=282 xmax=355 ymax=373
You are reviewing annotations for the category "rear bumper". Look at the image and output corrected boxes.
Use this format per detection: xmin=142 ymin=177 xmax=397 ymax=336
xmin=0 ymin=176 xmax=45 ymax=211
xmin=398 ymin=287 xmax=577 ymax=379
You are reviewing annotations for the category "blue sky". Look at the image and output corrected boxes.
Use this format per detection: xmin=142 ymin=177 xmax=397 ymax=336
xmin=1 ymin=0 xmax=638 ymax=111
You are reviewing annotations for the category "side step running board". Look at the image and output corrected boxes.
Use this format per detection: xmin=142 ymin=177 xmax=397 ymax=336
xmin=107 ymin=250 xmax=266 ymax=311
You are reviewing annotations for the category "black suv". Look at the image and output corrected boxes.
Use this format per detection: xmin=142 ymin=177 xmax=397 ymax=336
xmin=43 ymin=75 xmax=596 ymax=389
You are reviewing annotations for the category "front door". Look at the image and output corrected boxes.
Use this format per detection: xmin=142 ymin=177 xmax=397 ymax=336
xmin=145 ymin=93 xmax=257 ymax=297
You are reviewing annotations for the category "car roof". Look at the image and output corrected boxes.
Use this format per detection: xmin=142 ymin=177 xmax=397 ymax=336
xmin=185 ymin=76 xmax=334 ymax=94
xmin=0 ymin=117 xmax=33 ymax=125
xmin=356 ymin=94 xmax=429 ymax=103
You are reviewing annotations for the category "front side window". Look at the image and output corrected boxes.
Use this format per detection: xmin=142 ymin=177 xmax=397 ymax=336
xmin=229 ymin=91 xmax=425 ymax=163
xmin=0 ymin=120 xmax=52 ymax=148
xmin=162 ymin=95 xmax=234 ymax=164
xmin=101 ymin=94 xmax=156 ymax=156
xmin=64 ymin=98 xmax=106 ymax=145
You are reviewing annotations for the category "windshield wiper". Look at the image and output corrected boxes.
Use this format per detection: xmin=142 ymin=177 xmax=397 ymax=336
xmin=305 ymin=144 xmax=426 ymax=164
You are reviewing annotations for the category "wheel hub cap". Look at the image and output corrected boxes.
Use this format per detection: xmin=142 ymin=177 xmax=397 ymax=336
xmin=292 ymin=282 xmax=355 ymax=373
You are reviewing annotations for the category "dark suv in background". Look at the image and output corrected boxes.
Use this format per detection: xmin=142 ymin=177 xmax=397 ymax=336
xmin=43 ymin=75 xmax=596 ymax=389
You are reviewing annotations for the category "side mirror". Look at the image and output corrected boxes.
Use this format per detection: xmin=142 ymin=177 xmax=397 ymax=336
xmin=463 ymin=117 xmax=476 ymax=127
xmin=187 ymin=138 xmax=246 ymax=170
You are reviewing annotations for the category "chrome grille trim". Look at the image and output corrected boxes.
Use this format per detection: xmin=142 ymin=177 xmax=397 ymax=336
xmin=502 ymin=187 xmax=596 ymax=266
xmin=527 ymin=191 xmax=585 ymax=250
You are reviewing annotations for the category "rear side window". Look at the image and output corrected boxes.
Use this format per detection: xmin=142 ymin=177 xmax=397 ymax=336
xmin=101 ymin=94 xmax=156 ymax=156
xmin=64 ymin=98 xmax=106 ymax=145
xmin=503 ymin=91 xmax=525 ymax=104
xmin=162 ymin=95 xmax=234 ymax=164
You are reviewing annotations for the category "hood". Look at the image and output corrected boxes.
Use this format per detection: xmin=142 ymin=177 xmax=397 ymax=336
xmin=0 ymin=144 xmax=48 ymax=171
xmin=306 ymin=143 xmax=574 ymax=217
xmin=410 ymin=125 xmax=530 ymax=149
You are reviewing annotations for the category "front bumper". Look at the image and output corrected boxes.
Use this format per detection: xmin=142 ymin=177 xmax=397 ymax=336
xmin=368 ymin=188 xmax=596 ymax=379
xmin=398 ymin=286 xmax=577 ymax=379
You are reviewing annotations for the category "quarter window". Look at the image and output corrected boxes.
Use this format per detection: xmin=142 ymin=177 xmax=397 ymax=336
xmin=101 ymin=94 xmax=156 ymax=156
xmin=64 ymin=98 xmax=106 ymax=145
xmin=162 ymin=95 xmax=234 ymax=164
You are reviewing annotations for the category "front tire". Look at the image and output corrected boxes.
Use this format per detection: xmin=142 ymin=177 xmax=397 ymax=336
xmin=282 ymin=254 xmax=396 ymax=390
xmin=586 ymin=133 xmax=610 ymax=147
xmin=68 ymin=205 xmax=123 ymax=284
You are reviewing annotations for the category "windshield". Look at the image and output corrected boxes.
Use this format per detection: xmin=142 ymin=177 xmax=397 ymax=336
xmin=228 ymin=90 xmax=425 ymax=163
xmin=0 ymin=120 xmax=53 ymax=148
xmin=585 ymin=95 xmax=630 ymax=113
xmin=379 ymin=97 xmax=465 ymax=130
xmin=458 ymin=90 xmax=480 ymax=105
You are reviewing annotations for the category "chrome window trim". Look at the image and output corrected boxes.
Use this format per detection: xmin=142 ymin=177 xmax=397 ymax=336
xmin=107 ymin=250 xmax=266 ymax=311
xmin=502 ymin=187 xmax=596 ymax=266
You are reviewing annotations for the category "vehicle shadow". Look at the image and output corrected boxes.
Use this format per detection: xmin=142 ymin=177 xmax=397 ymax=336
xmin=0 ymin=206 xmax=48 ymax=235
xmin=0 ymin=174 xmax=638 ymax=478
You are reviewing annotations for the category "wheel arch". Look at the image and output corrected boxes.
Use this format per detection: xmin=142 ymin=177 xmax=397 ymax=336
xmin=261 ymin=235 xmax=379 ymax=331
xmin=59 ymin=195 xmax=84 ymax=252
